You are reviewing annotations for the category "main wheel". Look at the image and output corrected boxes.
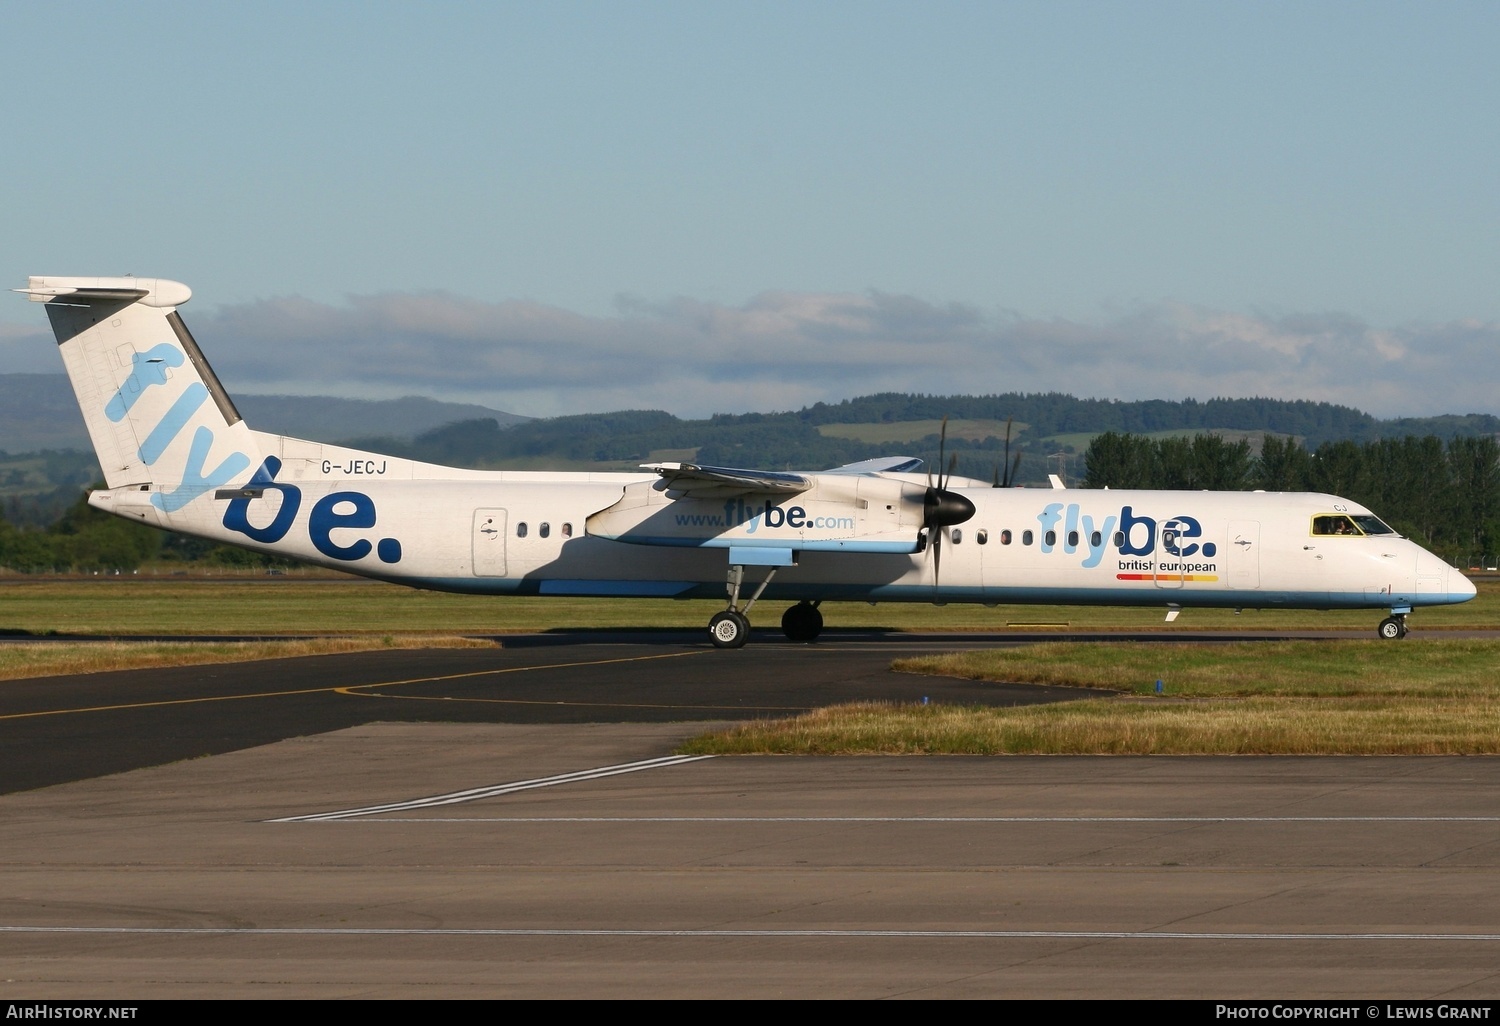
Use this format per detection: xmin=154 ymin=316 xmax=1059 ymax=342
xmin=709 ymin=610 xmax=750 ymax=649
xmin=1377 ymin=616 xmax=1407 ymax=640
xmin=781 ymin=602 xmax=824 ymax=642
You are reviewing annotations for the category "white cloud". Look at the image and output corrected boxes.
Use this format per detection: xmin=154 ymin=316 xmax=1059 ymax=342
xmin=5 ymin=290 xmax=1500 ymax=420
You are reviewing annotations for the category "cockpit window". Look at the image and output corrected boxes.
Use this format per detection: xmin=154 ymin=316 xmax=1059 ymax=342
xmin=1351 ymin=515 xmax=1396 ymax=536
xmin=1312 ymin=515 xmax=1361 ymax=536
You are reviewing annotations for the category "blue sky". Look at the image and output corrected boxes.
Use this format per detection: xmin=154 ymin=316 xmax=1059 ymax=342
xmin=4 ymin=1 xmax=1499 ymax=418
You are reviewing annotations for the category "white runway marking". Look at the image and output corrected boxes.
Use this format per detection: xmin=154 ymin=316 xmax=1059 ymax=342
xmin=4 ymin=925 xmax=1500 ymax=941
xmin=321 ymin=815 xmax=1500 ymax=824
xmin=269 ymin=755 xmax=715 ymax=822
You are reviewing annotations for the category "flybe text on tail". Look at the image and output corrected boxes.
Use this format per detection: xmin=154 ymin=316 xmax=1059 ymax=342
xmin=101 ymin=338 xmax=248 ymax=509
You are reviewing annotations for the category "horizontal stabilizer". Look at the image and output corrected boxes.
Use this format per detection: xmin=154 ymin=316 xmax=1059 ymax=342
xmin=17 ymin=276 xmax=192 ymax=308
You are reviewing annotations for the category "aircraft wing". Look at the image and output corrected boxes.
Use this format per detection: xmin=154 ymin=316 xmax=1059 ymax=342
xmin=824 ymin=456 xmax=924 ymax=475
xmin=642 ymin=462 xmax=811 ymax=498
xmin=641 ymin=455 xmax=926 ymax=499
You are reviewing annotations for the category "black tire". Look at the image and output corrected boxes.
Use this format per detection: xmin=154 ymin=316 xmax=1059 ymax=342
xmin=1377 ymin=616 xmax=1406 ymax=640
xmin=709 ymin=611 xmax=750 ymax=649
xmin=781 ymin=602 xmax=824 ymax=642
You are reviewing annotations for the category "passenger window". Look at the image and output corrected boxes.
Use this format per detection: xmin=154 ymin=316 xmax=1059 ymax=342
xmin=1044 ymin=530 xmax=1056 ymax=546
xmin=1114 ymin=531 xmax=1124 ymax=547
xmin=562 ymin=523 xmax=573 ymax=537
xmin=976 ymin=530 xmax=988 ymax=545
xmin=1091 ymin=531 xmax=1102 ymax=547
xmin=1000 ymin=530 xmax=1012 ymax=545
xmin=1022 ymin=530 xmax=1033 ymax=546
xmin=516 ymin=522 xmax=528 ymax=538
xmin=540 ymin=522 xmax=551 ymax=539
xmin=1067 ymin=530 xmax=1079 ymax=547
xmin=951 ymin=529 xmax=962 ymax=544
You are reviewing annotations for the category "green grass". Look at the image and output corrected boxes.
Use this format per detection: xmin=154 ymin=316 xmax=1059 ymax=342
xmin=1039 ymin=428 xmax=1297 ymax=453
xmin=679 ymin=696 xmax=1500 ymax=756
xmin=817 ymin=419 xmax=1026 ymax=445
xmin=682 ymin=637 xmax=1500 ymax=756
xmin=1 ymin=574 xmax=1495 ymax=636
xmin=0 ymin=635 xmax=495 ymax=682
xmin=7 ymin=576 xmax=1500 ymax=753
xmin=894 ymin=639 xmax=1500 ymax=697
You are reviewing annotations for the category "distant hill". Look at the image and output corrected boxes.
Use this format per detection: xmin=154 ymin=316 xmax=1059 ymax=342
xmin=5 ymin=373 xmax=1500 ymax=503
xmin=361 ymin=393 xmax=1500 ymax=487
xmin=0 ymin=374 xmax=527 ymax=454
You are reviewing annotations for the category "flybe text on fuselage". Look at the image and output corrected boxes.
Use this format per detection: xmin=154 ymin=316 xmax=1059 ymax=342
xmin=222 ymin=456 xmax=404 ymax=565
xmin=1030 ymin=501 xmax=1219 ymax=571
xmin=672 ymin=499 xmax=856 ymax=533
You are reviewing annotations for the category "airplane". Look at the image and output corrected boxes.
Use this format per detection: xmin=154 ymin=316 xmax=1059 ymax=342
xmin=19 ymin=275 xmax=1477 ymax=646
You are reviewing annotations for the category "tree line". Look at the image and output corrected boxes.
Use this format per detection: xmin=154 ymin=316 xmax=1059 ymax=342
xmin=1084 ymin=432 xmax=1500 ymax=567
xmin=0 ymin=492 xmax=289 ymax=574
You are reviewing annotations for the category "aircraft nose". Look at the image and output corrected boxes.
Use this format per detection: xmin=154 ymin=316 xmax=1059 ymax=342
xmin=1454 ymin=569 xmax=1479 ymax=601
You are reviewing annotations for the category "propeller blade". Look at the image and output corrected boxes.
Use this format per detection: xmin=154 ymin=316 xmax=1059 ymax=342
xmin=937 ymin=416 xmax=950 ymax=491
xmin=1002 ymin=417 xmax=1013 ymax=487
xmin=920 ymin=415 xmax=973 ymax=588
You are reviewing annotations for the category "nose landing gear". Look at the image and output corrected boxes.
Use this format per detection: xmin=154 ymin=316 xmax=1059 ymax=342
xmin=708 ymin=562 xmax=780 ymax=649
xmin=709 ymin=610 xmax=750 ymax=648
xmin=1377 ymin=614 xmax=1409 ymax=640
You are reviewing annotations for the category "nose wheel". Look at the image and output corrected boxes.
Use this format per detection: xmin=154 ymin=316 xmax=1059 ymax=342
xmin=1377 ymin=615 xmax=1408 ymax=640
xmin=707 ymin=562 xmax=781 ymax=648
xmin=709 ymin=610 xmax=750 ymax=649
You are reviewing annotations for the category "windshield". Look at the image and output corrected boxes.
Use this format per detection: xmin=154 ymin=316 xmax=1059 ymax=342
xmin=1312 ymin=514 xmax=1399 ymax=537
xmin=1351 ymin=514 xmax=1397 ymax=536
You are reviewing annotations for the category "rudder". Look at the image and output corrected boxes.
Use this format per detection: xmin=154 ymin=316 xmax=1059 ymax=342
xmin=22 ymin=276 xmax=261 ymax=514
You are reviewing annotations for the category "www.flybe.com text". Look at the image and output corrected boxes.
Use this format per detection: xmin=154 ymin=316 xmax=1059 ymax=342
xmin=674 ymin=500 xmax=855 ymax=533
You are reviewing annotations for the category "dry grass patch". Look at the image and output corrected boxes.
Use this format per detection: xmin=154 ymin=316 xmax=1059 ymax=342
xmin=681 ymin=697 xmax=1500 ymax=756
xmin=895 ymin=639 xmax=1500 ymax=698
xmin=0 ymin=635 xmax=496 ymax=681
xmin=682 ymin=638 xmax=1500 ymax=756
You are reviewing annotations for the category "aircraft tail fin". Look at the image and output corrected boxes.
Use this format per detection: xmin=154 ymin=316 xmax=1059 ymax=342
xmin=21 ymin=276 xmax=261 ymax=513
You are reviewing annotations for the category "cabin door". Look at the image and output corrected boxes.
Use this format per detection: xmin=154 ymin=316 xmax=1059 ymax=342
xmin=1225 ymin=520 xmax=1261 ymax=589
xmin=472 ymin=509 xmax=508 ymax=577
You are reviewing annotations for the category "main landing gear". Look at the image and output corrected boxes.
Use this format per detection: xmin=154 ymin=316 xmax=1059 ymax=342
xmin=1378 ymin=614 xmax=1409 ymax=640
xmin=781 ymin=601 xmax=823 ymax=642
xmin=707 ymin=563 xmax=824 ymax=648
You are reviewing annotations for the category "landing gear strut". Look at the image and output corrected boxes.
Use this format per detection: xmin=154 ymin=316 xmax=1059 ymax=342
xmin=1377 ymin=614 xmax=1409 ymax=640
xmin=781 ymin=601 xmax=823 ymax=642
xmin=708 ymin=563 xmax=780 ymax=649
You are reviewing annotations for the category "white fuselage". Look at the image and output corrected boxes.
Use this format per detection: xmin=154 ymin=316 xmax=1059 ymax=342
xmin=92 ymin=437 xmax=1474 ymax=613
xmin=27 ymin=272 xmax=1472 ymax=624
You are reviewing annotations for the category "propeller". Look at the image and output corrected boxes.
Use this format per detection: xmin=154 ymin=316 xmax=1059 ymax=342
xmin=923 ymin=416 xmax=976 ymax=584
xmin=992 ymin=416 xmax=1022 ymax=488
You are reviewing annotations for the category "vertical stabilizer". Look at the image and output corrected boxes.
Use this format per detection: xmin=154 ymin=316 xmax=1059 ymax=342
xmin=21 ymin=276 xmax=261 ymax=513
